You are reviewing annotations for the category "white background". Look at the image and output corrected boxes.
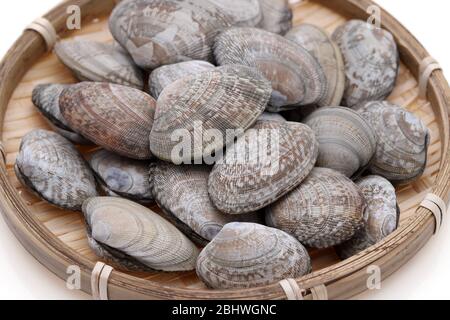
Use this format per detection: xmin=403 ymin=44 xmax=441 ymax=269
xmin=0 ymin=0 xmax=449 ymax=300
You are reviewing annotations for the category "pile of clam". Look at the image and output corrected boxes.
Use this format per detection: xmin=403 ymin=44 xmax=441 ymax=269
xmin=16 ymin=0 xmax=430 ymax=290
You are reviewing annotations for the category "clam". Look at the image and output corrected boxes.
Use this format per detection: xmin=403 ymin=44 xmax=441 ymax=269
xmin=304 ymin=107 xmax=377 ymax=178
xmin=258 ymin=0 xmax=292 ymax=35
xmin=60 ymin=82 xmax=156 ymax=160
xmin=149 ymin=60 xmax=215 ymax=99
xmin=214 ymin=27 xmax=327 ymax=111
xmin=208 ymin=120 xmax=318 ymax=214
xmin=83 ymin=197 xmax=199 ymax=272
xmin=109 ymin=0 xmax=232 ymax=70
xmin=32 ymin=84 xmax=91 ymax=145
xmin=149 ymin=162 xmax=263 ymax=245
xmin=258 ymin=112 xmax=286 ymax=122
xmin=336 ymin=175 xmax=399 ymax=259
xmin=15 ymin=129 xmax=98 ymax=211
xmin=54 ymin=40 xmax=144 ymax=89
xmin=332 ymin=20 xmax=399 ymax=107
xmin=149 ymin=65 xmax=271 ymax=163
xmin=196 ymin=222 xmax=311 ymax=289
xmin=88 ymin=149 xmax=153 ymax=203
xmin=207 ymin=0 xmax=262 ymax=27
xmin=356 ymin=101 xmax=430 ymax=184
xmin=266 ymin=168 xmax=365 ymax=248
xmin=286 ymin=24 xmax=345 ymax=106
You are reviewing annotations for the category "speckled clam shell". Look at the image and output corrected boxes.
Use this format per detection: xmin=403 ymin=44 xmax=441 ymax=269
xmin=150 ymin=65 xmax=271 ymax=163
xmin=332 ymin=20 xmax=399 ymax=107
xmin=336 ymin=175 xmax=399 ymax=259
xmin=304 ymin=107 xmax=377 ymax=177
xmin=88 ymin=149 xmax=153 ymax=203
xmin=286 ymin=24 xmax=345 ymax=106
xmin=54 ymin=40 xmax=144 ymax=89
xmin=208 ymin=0 xmax=262 ymax=27
xmin=196 ymin=222 xmax=311 ymax=289
xmin=208 ymin=120 xmax=319 ymax=214
xmin=214 ymin=27 xmax=327 ymax=111
xmin=83 ymin=197 xmax=199 ymax=272
xmin=258 ymin=0 xmax=292 ymax=35
xmin=265 ymin=168 xmax=365 ymax=248
xmin=149 ymin=163 xmax=263 ymax=245
xmin=15 ymin=129 xmax=98 ymax=211
xmin=109 ymin=0 xmax=232 ymax=70
xmin=149 ymin=60 xmax=215 ymax=99
xmin=60 ymin=82 xmax=156 ymax=160
xmin=356 ymin=101 xmax=430 ymax=184
xmin=32 ymin=84 xmax=91 ymax=145
xmin=258 ymin=112 xmax=286 ymax=122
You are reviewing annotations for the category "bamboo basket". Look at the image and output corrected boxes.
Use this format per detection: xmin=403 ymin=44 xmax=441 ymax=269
xmin=0 ymin=0 xmax=449 ymax=300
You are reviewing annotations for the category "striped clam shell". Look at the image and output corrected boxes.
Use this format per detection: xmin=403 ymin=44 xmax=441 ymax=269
xmin=286 ymin=24 xmax=345 ymax=106
xmin=149 ymin=65 xmax=271 ymax=163
xmin=31 ymin=84 xmax=91 ymax=145
xmin=356 ymin=101 xmax=430 ymax=185
xmin=149 ymin=60 xmax=215 ymax=99
xmin=207 ymin=0 xmax=262 ymax=27
xmin=208 ymin=120 xmax=319 ymax=214
xmin=196 ymin=222 xmax=311 ymax=289
xmin=109 ymin=0 xmax=232 ymax=70
xmin=88 ymin=149 xmax=153 ymax=203
xmin=214 ymin=27 xmax=327 ymax=111
xmin=149 ymin=162 xmax=263 ymax=245
xmin=15 ymin=129 xmax=98 ymax=211
xmin=83 ymin=197 xmax=199 ymax=272
xmin=60 ymin=82 xmax=156 ymax=160
xmin=265 ymin=167 xmax=365 ymax=248
xmin=258 ymin=0 xmax=292 ymax=35
xmin=332 ymin=20 xmax=399 ymax=107
xmin=336 ymin=175 xmax=399 ymax=259
xmin=304 ymin=107 xmax=377 ymax=178
xmin=54 ymin=40 xmax=144 ymax=89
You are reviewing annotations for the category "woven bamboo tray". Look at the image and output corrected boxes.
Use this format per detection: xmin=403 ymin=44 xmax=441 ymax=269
xmin=0 ymin=0 xmax=449 ymax=300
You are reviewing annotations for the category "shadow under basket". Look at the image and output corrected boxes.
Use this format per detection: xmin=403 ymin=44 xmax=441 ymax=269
xmin=0 ymin=0 xmax=449 ymax=300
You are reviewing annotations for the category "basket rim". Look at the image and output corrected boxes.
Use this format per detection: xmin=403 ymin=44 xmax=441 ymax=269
xmin=0 ymin=0 xmax=449 ymax=300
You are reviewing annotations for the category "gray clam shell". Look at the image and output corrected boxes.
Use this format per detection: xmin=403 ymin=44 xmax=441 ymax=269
xmin=149 ymin=60 xmax=215 ymax=99
xmin=304 ymin=107 xmax=377 ymax=178
xmin=83 ymin=197 xmax=199 ymax=272
xmin=208 ymin=120 xmax=319 ymax=214
xmin=258 ymin=0 xmax=292 ymax=35
xmin=54 ymin=40 xmax=144 ymax=89
xmin=196 ymin=222 xmax=311 ymax=289
xmin=207 ymin=0 xmax=262 ymax=27
xmin=356 ymin=101 xmax=430 ymax=185
xmin=214 ymin=27 xmax=327 ymax=111
xmin=149 ymin=162 xmax=263 ymax=245
xmin=332 ymin=20 xmax=399 ymax=107
xmin=265 ymin=168 xmax=366 ymax=248
xmin=15 ymin=129 xmax=98 ymax=211
xmin=258 ymin=112 xmax=286 ymax=122
xmin=109 ymin=0 xmax=233 ymax=70
xmin=88 ymin=149 xmax=153 ymax=203
xmin=336 ymin=175 xmax=399 ymax=259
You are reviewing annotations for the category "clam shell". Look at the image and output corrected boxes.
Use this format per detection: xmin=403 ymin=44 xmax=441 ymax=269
xmin=265 ymin=167 xmax=365 ymax=248
xmin=54 ymin=40 xmax=144 ymax=89
xmin=332 ymin=20 xmax=399 ymax=107
xmin=149 ymin=65 xmax=271 ymax=163
xmin=83 ymin=197 xmax=199 ymax=272
xmin=88 ymin=149 xmax=153 ymax=203
xmin=214 ymin=27 xmax=327 ymax=111
xmin=109 ymin=0 xmax=232 ymax=70
xmin=258 ymin=0 xmax=292 ymax=35
xmin=149 ymin=162 xmax=263 ymax=245
xmin=336 ymin=175 xmax=399 ymax=259
xmin=149 ymin=60 xmax=215 ymax=99
xmin=15 ymin=129 xmax=98 ymax=211
xmin=60 ymin=82 xmax=156 ymax=160
xmin=258 ymin=112 xmax=286 ymax=122
xmin=196 ymin=222 xmax=311 ymax=289
xmin=32 ymin=84 xmax=91 ymax=145
xmin=356 ymin=101 xmax=430 ymax=184
xmin=208 ymin=120 xmax=318 ymax=214
xmin=207 ymin=0 xmax=262 ymax=27
xmin=286 ymin=24 xmax=345 ymax=106
xmin=304 ymin=107 xmax=377 ymax=177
